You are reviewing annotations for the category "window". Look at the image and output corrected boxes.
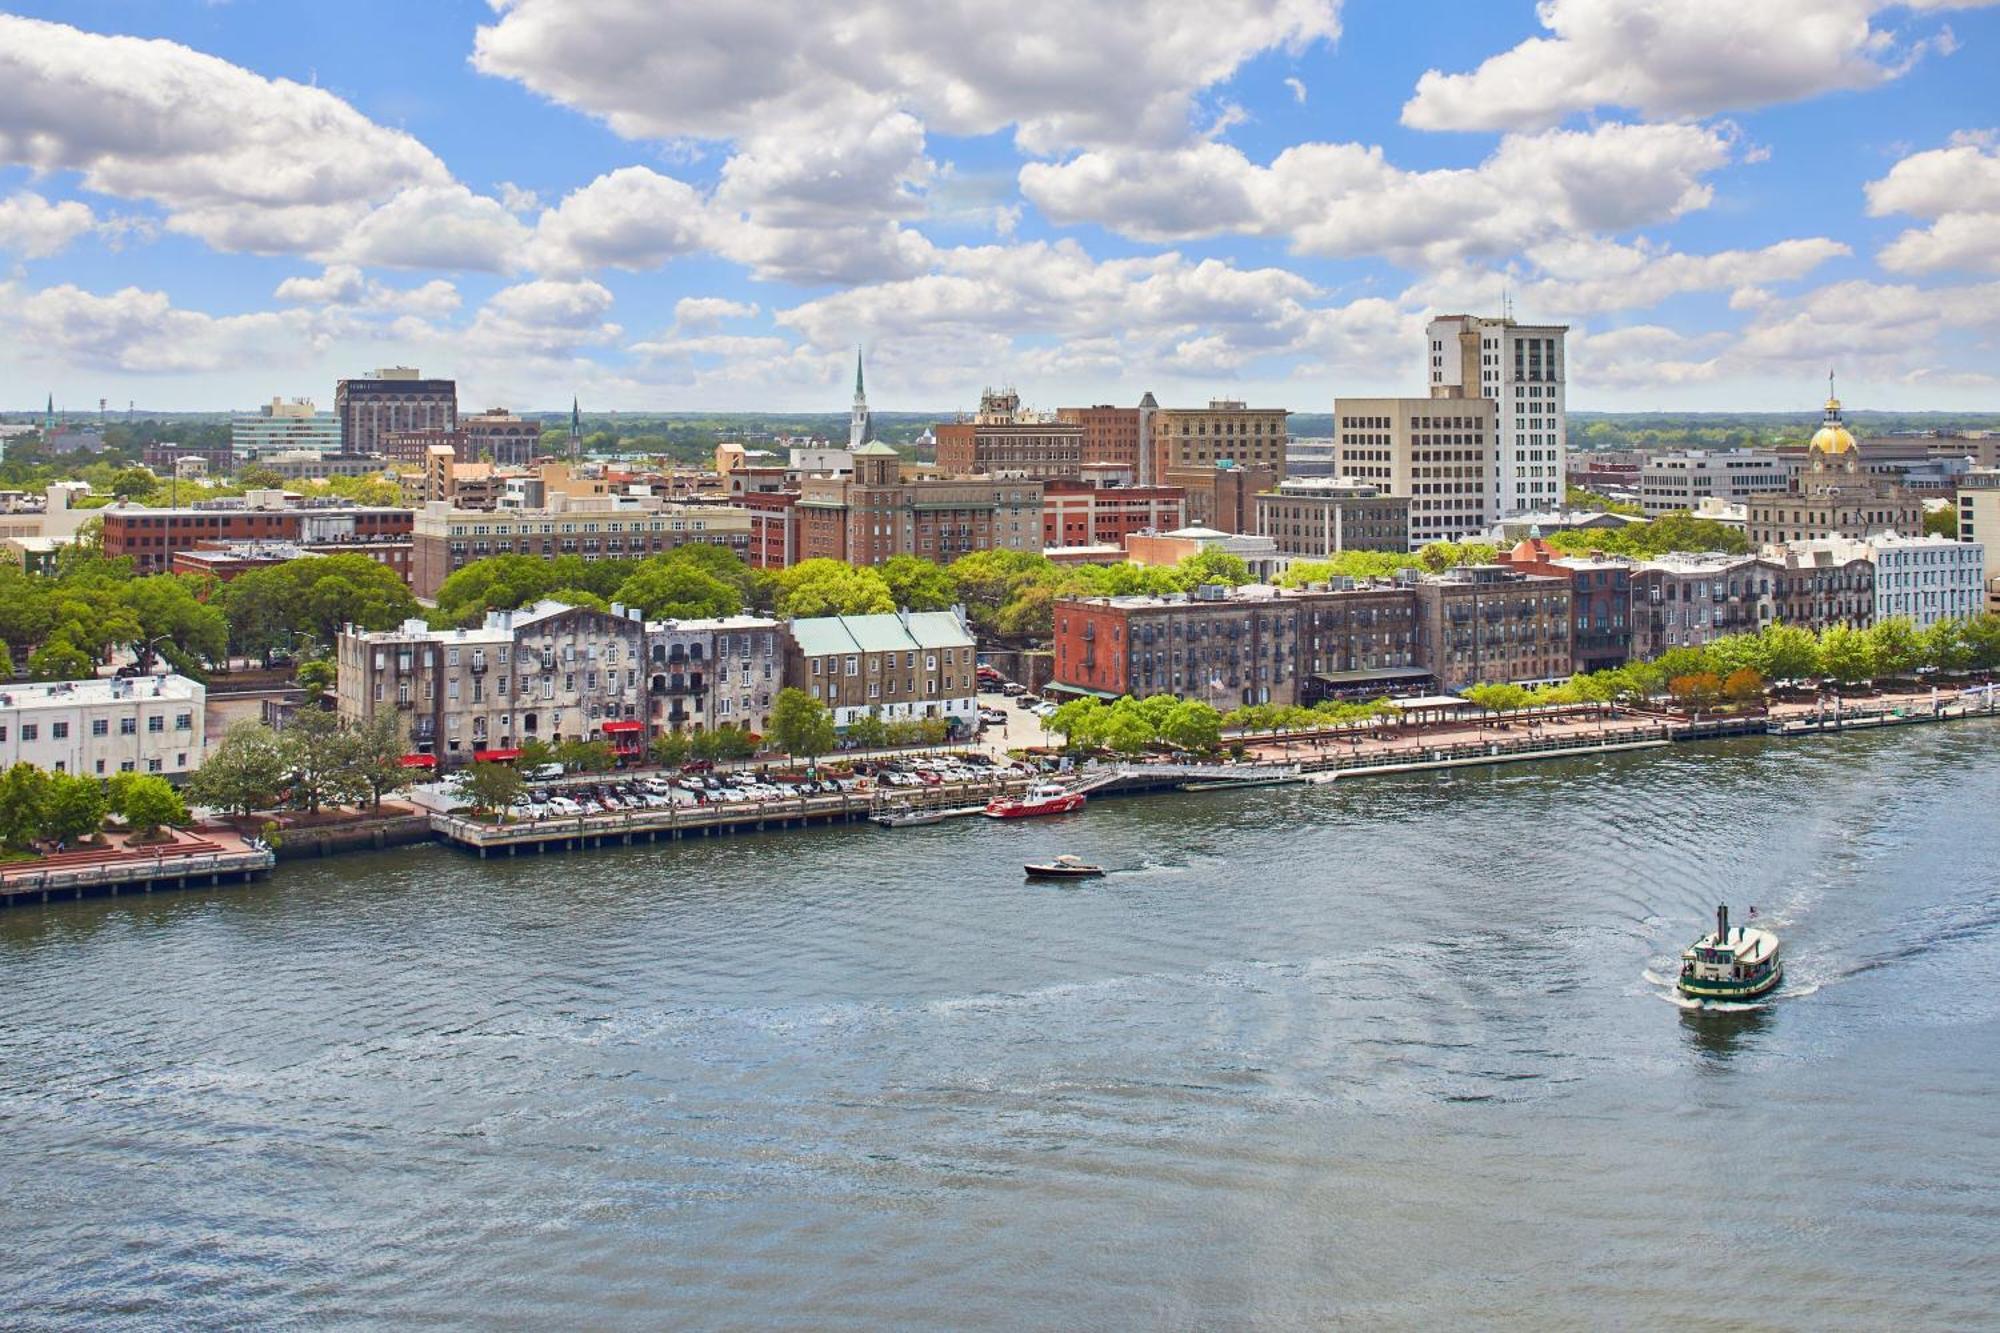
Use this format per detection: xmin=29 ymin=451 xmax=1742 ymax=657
xmin=147 ymin=758 xmax=163 ymax=773
xmin=175 ymin=713 xmax=192 ymax=731
xmin=51 ymin=721 xmax=69 ymax=739
xmin=21 ymin=724 xmax=36 ymax=742
xmin=91 ymin=719 xmax=108 ymax=737
xmin=120 ymin=717 xmax=137 ymax=736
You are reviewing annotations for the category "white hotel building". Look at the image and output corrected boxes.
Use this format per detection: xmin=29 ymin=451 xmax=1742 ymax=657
xmin=1427 ymin=314 xmax=1568 ymax=519
xmin=0 ymin=675 xmax=206 ymax=778
xmin=1778 ymin=532 xmax=1986 ymax=630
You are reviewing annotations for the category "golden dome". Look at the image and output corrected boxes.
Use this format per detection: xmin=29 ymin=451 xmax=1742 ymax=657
xmin=1809 ymin=389 xmax=1855 ymax=455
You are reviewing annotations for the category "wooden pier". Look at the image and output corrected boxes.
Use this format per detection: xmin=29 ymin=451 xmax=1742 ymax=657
xmin=0 ymin=846 xmax=278 ymax=909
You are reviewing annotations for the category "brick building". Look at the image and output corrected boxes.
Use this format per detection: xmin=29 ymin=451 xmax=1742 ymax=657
xmin=1627 ymin=553 xmax=1775 ymax=660
xmin=101 ymin=493 xmax=413 ymax=575
xmin=1051 ymin=584 xmax=1307 ymax=708
xmin=1057 ymin=400 xmax=1152 ymax=473
xmin=1496 ymin=540 xmax=1635 ymax=672
xmin=784 ymin=609 xmax=979 ymax=734
xmin=1760 ymin=544 xmax=1876 ymax=635
xmin=795 ymin=442 xmax=1042 ymax=566
xmin=335 ymin=367 xmax=457 ymax=457
xmin=1412 ymin=566 xmax=1573 ymax=690
xmin=741 ymin=491 xmax=800 ymax=569
xmin=1042 ymin=481 xmax=1185 ymax=550
xmin=933 ymin=389 xmax=1084 ymax=479
xmin=170 ymin=536 xmax=413 ymax=586
xmin=1163 ymin=461 xmax=1277 ymax=532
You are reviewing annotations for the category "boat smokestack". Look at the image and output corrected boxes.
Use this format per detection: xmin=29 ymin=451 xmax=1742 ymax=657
xmin=1717 ymin=904 xmax=1730 ymax=942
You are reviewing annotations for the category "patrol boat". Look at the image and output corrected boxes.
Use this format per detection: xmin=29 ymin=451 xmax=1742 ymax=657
xmin=1678 ymin=904 xmax=1783 ymax=1001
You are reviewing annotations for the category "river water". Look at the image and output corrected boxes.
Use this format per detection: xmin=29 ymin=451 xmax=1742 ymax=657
xmin=5 ymin=725 xmax=1999 ymax=1329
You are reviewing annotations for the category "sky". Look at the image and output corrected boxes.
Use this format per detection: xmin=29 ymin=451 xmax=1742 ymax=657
xmin=1 ymin=0 xmax=1998 ymax=418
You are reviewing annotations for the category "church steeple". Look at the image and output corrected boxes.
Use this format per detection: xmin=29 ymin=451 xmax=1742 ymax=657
xmin=44 ymin=393 xmax=55 ymax=433
xmin=849 ymin=347 xmax=871 ymax=448
xmin=569 ymin=395 xmax=581 ymax=459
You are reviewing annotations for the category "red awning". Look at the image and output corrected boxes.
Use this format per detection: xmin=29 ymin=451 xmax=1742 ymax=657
xmin=398 ymin=754 xmax=437 ymax=769
xmin=601 ymin=720 xmax=645 ymax=733
xmin=473 ymin=748 xmax=522 ymax=762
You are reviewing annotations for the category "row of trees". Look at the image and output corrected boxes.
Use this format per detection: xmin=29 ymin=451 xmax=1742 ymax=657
xmin=0 ymin=767 xmax=188 ymax=851
xmin=1045 ymin=693 xmax=1407 ymax=755
xmin=185 ymin=711 xmax=414 ymax=817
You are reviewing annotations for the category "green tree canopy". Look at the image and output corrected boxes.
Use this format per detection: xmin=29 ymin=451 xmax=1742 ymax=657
xmin=879 ymin=554 xmax=960 ymax=611
xmin=613 ymin=557 xmax=744 ymax=620
xmin=186 ymin=722 xmax=289 ymax=817
xmin=770 ymin=686 xmax=836 ymax=760
xmin=770 ymin=560 xmax=896 ymax=618
xmin=108 ymin=772 xmax=187 ymax=838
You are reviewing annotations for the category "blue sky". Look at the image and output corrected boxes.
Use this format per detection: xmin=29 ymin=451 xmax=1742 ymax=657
xmin=2 ymin=0 xmax=1997 ymax=416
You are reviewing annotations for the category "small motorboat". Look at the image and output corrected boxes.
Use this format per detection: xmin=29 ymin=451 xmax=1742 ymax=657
xmin=1678 ymin=904 xmax=1783 ymax=1001
xmin=984 ymin=781 xmax=1086 ymax=819
xmin=1024 ymin=854 xmax=1105 ymax=879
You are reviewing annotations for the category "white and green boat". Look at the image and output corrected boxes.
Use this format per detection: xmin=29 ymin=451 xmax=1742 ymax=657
xmin=1678 ymin=905 xmax=1783 ymax=1001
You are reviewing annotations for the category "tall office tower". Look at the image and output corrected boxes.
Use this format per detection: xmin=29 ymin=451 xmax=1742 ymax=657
xmin=1426 ymin=314 xmax=1567 ymax=518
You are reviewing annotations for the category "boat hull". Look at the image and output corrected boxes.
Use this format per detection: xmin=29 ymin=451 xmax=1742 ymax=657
xmin=1024 ymin=864 xmax=1104 ymax=878
xmin=983 ymin=795 xmax=1086 ymax=819
xmin=1678 ymin=960 xmax=1784 ymax=1001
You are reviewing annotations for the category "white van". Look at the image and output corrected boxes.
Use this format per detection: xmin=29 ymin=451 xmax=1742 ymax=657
xmin=526 ymin=763 xmax=565 ymax=782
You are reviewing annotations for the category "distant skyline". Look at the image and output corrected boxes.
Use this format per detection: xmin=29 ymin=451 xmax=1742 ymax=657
xmin=2 ymin=2 xmax=1998 ymax=415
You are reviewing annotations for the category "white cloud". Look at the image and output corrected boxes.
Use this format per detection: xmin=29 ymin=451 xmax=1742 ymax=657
xmin=335 ymin=184 xmax=530 ymax=272
xmin=0 ymin=14 xmax=449 ymax=257
xmin=0 ymin=191 xmax=97 ymax=259
xmin=7 ymin=282 xmax=323 ymax=374
xmin=467 ymin=278 xmax=623 ymax=358
xmin=274 ymin=264 xmax=462 ymax=315
xmin=474 ymin=0 xmax=1340 ymax=153
xmin=670 ymin=297 xmax=759 ymax=330
xmin=1866 ymin=132 xmax=2000 ymax=273
xmin=1401 ymin=0 xmax=1990 ymax=132
xmin=496 ymin=181 xmax=541 ymax=214
xmin=1285 ymin=77 xmax=1308 ymax=104
xmin=1020 ymin=122 xmax=1734 ymax=267
xmin=528 ymin=167 xmax=711 ymax=274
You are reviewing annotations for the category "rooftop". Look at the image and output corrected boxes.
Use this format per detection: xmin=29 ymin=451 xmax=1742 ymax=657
xmin=0 ymin=674 xmax=204 ymax=709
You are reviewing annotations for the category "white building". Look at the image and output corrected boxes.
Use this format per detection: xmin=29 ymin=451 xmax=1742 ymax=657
xmin=232 ymin=398 xmax=343 ymax=460
xmin=1334 ymin=396 xmax=1496 ymax=547
xmin=0 ymin=675 xmax=206 ymax=779
xmin=1867 ymin=532 xmax=1985 ymax=629
xmin=1426 ymin=314 xmax=1568 ymax=518
xmin=1640 ymin=450 xmax=1786 ymax=517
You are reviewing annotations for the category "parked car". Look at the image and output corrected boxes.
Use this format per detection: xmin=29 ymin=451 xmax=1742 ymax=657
xmin=1001 ymin=682 xmax=1026 ymax=696
xmin=525 ymin=763 xmax=565 ymax=782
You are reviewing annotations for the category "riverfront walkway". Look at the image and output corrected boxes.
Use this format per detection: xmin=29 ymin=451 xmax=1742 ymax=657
xmin=0 ymin=826 xmax=275 ymax=908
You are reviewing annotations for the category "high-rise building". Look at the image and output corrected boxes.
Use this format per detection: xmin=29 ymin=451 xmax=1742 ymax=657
xmin=335 ymin=367 xmax=457 ymax=457
xmin=1427 ymin=314 xmax=1567 ymax=517
xmin=933 ymin=389 xmax=1084 ymax=479
xmin=1639 ymin=450 xmax=1787 ymax=517
xmin=1333 ymin=396 xmax=1496 ymax=547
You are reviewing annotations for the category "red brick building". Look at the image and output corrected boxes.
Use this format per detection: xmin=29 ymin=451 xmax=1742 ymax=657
xmin=102 ymin=498 xmax=414 ymax=575
xmin=742 ymin=491 xmax=800 ymax=569
xmin=933 ymin=389 xmax=1083 ymax=479
xmin=1042 ymin=481 xmax=1186 ymax=549
xmin=1057 ymin=404 xmax=1146 ymax=471
xmin=170 ymin=537 xmax=414 ymax=586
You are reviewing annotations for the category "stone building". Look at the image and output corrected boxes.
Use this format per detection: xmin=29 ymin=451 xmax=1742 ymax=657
xmin=409 ymin=497 xmax=753 ymax=599
xmin=645 ymin=615 xmax=781 ymax=738
xmin=794 ymin=442 xmax=1042 ymax=566
xmin=1334 ymin=396 xmax=1496 ymax=546
xmin=1628 ymin=553 xmax=1775 ymax=660
xmin=1253 ymin=479 xmax=1412 ymax=556
xmin=1148 ymin=399 xmax=1289 ymax=483
xmin=1745 ymin=388 xmax=1926 ymax=546
xmin=0 ymin=675 xmax=204 ymax=780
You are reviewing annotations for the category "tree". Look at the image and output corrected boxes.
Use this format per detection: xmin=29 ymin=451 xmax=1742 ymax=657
xmin=278 ymin=707 xmax=360 ymax=814
xmin=0 ymin=763 xmax=52 ymax=849
xmin=515 ymin=737 xmax=557 ymax=772
xmin=108 ymin=466 xmax=158 ymax=501
xmin=1463 ymin=682 xmax=1532 ymax=713
xmin=1159 ymin=699 xmax=1222 ymax=753
xmin=342 ymin=712 xmax=416 ymax=811
xmin=460 ymin=761 xmax=524 ymax=818
xmin=554 ymin=738 xmax=616 ymax=773
xmin=295 ymin=658 xmax=337 ymax=700
xmin=880 ymin=555 xmax=959 ymax=611
xmin=27 ymin=635 xmax=94 ymax=682
xmin=186 ymin=722 xmax=289 ymax=817
xmin=1173 ymin=549 xmax=1253 ymax=589
xmin=648 ymin=730 xmax=690 ymax=768
xmin=0 ymin=642 xmax=13 ymax=679
xmin=42 ymin=772 xmax=109 ymax=845
xmin=1046 ymin=697 xmax=1106 ymax=751
xmin=1867 ymin=617 xmax=1922 ymax=678
xmin=1922 ymin=618 xmax=1973 ymax=674
xmin=1965 ymin=613 xmax=2000 ymax=672
xmin=1818 ymin=624 xmax=1877 ymax=685
xmin=770 ymin=687 xmax=836 ymax=760
xmin=1762 ymin=624 xmax=1822 ymax=682
xmin=221 ymin=554 xmax=420 ymax=661
xmin=1099 ymin=707 xmax=1156 ymax=756
xmin=1669 ymin=671 xmax=1723 ymax=712
xmin=1923 ymin=507 xmax=1959 ymax=538
xmin=107 ymin=772 xmax=186 ymax=839
xmin=771 ymin=559 xmax=895 ymax=618
xmin=1721 ymin=667 xmax=1767 ymax=707
xmin=844 ymin=712 xmax=890 ymax=750
xmin=710 ymin=726 xmax=757 ymax=760
xmin=613 ymin=558 xmax=742 ymax=620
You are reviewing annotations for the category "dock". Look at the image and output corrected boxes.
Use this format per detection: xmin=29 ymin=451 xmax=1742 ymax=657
xmin=0 ymin=843 xmax=277 ymax=909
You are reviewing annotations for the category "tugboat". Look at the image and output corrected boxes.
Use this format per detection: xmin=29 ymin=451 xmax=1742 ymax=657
xmin=1678 ymin=904 xmax=1783 ymax=1001
xmin=984 ymin=781 xmax=1086 ymax=819
xmin=1024 ymin=854 xmax=1106 ymax=879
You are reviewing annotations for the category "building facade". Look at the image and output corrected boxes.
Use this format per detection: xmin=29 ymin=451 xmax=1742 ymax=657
xmin=0 ymin=675 xmax=205 ymax=779
xmin=1051 ymin=585 xmax=1307 ymax=708
xmin=1412 ymin=566 xmax=1574 ymax=689
xmin=1427 ymin=314 xmax=1568 ymax=516
xmin=1745 ymin=392 xmax=1926 ymax=546
xmin=1253 ymin=479 xmax=1412 ymax=557
xmin=795 ymin=443 xmax=1043 ymax=566
xmin=231 ymin=398 xmax=342 ymax=459
xmin=409 ymin=499 xmax=753 ymax=599
xmin=1148 ymin=399 xmax=1288 ymax=483
xmin=646 ymin=615 xmax=781 ymax=737
xmin=335 ymin=367 xmax=457 ymax=457
xmin=783 ymin=610 xmax=979 ymax=733
xmin=1296 ymin=585 xmax=1426 ymax=701
xmin=101 ymin=494 xmax=413 ymax=575
xmin=1865 ymin=533 xmax=1985 ymax=628
xmin=1761 ymin=544 xmax=1875 ymax=634
xmin=1497 ymin=539 xmax=1636 ymax=672
xmin=170 ymin=536 xmax=412 ymax=586
xmin=1629 ymin=554 xmax=1775 ymax=660
xmin=1334 ymin=396 xmax=1496 ymax=547
xmin=1042 ymin=481 xmax=1186 ymax=550
xmin=1057 ymin=402 xmax=1150 ymax=473
xmin=336 ymin=601 xmax=650 ymax=766
xmin=933 ymin=390 xmax=1084 ymax=479
xmin=462 ymin=410 xmax=544 ymax=466
xmin=1956 ymin=468 xmax=2000 ymax=605
xmin=1639 ymin=450 xmax=1787 ymax=517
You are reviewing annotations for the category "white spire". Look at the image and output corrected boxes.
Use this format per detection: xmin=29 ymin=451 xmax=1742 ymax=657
xmin=849 ymin=346 xmax=871 ymax=447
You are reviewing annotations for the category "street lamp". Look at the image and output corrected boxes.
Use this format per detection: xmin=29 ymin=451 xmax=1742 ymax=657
xmin=144 ymin=633 xmax=172 ymax=674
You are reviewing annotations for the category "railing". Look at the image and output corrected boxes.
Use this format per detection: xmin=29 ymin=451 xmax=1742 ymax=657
xmin=1 ymin=848 xmax=276 ymax=893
